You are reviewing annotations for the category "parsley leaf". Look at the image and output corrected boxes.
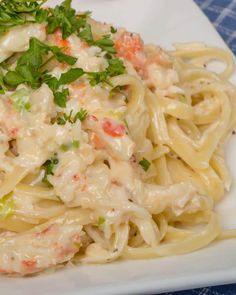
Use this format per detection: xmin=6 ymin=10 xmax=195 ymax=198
xmin=74 ymin=108 xmax=88 ymax=122
xmin=42 ymin=74 xmax=59 ymax=92
xmin=110 ymin=26 xmax=117 ymax=34
xmin=50 ymin=46 xmax=77 ymax=65
xmin=86 ymin=58 xmax=125 ymax=86
xmin=54 ymin=88 xmax=69 ymax=108
xmin=56 ymin=108 xmax=88 ymax=125
xmin=94 ymin=35 xmax=116 ymax=54
xmin=60 ymin=139 xmax=80 ymax=151
xmin=58 ymin=68 xmax=84 ymax=85
xmin=42 ymin=154 xmax=59 ymax=186
xmin=18 ymin=38 xmax=49 ymax=68
xmin=47 ymin=0 xmax=87 ymax=39
xmin=4 ymin=37 xmax=77 ymax=98
xmin=107 ymin=58 xmax=125 ymax=77
xmin=139 ymin=158 xmax=151 ymax=172
xmin=87 ymin=71 xmax=108 ymax=86
xmin=43 ymin=68 xmax=84 ymax=107
xmin=4 ymin=71 xmax=26 ymax=87
xmin=16 ymin=38 xmax=77 ymax=69
xmin=35 ymin=8 xmax=49 ymax=23
xmin=46 ymin=0 xmax=117 ymax=55
xmin=78 ymin=23 xmax=93 ymax=44
xmin=0 ymin=0 xmax=47 ymax=35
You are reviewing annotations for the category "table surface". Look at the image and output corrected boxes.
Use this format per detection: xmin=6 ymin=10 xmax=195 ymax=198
xmin=161 ymin=0 xmax=236 ymax=294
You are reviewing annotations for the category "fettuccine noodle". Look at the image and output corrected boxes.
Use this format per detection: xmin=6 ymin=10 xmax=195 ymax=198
xmin=0 ymin=0 xmax=235 ymax=276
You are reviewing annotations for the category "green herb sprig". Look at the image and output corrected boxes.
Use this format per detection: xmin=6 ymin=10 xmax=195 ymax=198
xmin=60 ymin=139 xmax=80 ymax=151
xmin=139 ymin=158 xmax=151 ymax=172
xmin=4 ymin=37 xmax=77 ymax=90
xmin=56 ymin=108 xmax=88 ymax=125
xmin=0 ymin=0 xmax=48 ymax=35
xmin=0 ymin=0 xmax=126 ymax=108
xmin=42 ymin=154 xmax=59 ymax=186
xmin=47 ymin=0 xmax=116 ymax=54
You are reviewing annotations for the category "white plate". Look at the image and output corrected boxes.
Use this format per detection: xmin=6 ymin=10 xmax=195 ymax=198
xmin=2 ymin=1 xmax=236 ymax=294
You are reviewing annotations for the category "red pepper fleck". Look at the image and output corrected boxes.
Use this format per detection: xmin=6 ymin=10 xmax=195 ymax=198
xmin=73 ymin=173 xmax=80 ymax=181
xmin=102 ymin=119 xmax=126 ymax=137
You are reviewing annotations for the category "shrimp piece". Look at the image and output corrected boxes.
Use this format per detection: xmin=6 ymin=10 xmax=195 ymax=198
xmin=90 ymin=132 xmax=105 ymax=149
xmin=0 ymin=211 xmax=83 ymax=275
xmin=145 ymin=44 xmax=172 ymax=68
xmin=102 ymin=118 xmax=126 ymax=138
xmin=85 ymin=116 xmax=134 ymax=160
xmin=68 ymin=82 xmax=86 ymax=100
xmin=143 ymin=45 xmax=175 ymax=85
xmin=53 ymin=29 xmax=71 ymax=54
xmin=115 ymin=32 xmax=146 ymax=72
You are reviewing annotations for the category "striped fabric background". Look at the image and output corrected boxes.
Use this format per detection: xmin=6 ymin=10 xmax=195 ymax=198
xmin=194 ymin=0 xmax=236 ymax=55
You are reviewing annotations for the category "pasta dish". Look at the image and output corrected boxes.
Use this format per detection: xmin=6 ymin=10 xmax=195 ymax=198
xmin=0 ymin=0 xmax=235 ymax=276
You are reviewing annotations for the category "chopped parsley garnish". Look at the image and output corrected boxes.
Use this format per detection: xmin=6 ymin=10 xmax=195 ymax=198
xmin=43 ymin=69 xmax=84 ymax=107
xmin=139 ymin=158 xmax=151 ymax=172
xmin=87 ymin=58 xmax=125 ymax=86
xmin=56 ymin=108 xmax=88 ymax=125
xmin=0 ymin=0 xmax=48 ymax=35
xmin=0 ymin=0 xmax=126 ymax=107
xmin=42 ymin=154 xmax=59 ymax=186
xmin=59 ymin=68 xmax=84 ymax=85
xmin=4 ymin=37 xmax=77 ymax=91
xmin=60 ymin=140 xmax=80 ymax=151
xmin=94 ymin=35 xmax=116 ymax=54
xmin=110 ymin=26 xmax=117 ymax=34
xmin=107 ymin=58 xmax=126 ymax=77
xmin=46 ymin=0 xmax=117 ymax=55
xmin=20 ymin=38 xmax=77 ymax=68
xmin=53 ymin=88 xmax=69 ymax=108
xmin=47 ymin=0 xmax=90 ymax=39
xmin=87 ymin=71 xmax=109 ymax=86
xmin=73 ymin=108 xmax=88 ymax=122
xmin=3 ymin=37 xmax=79 ymax=107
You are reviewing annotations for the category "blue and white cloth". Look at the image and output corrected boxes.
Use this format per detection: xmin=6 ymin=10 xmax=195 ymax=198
xmin=160 ymin=1 xmax=236 ymax=294
xmin=162 ymin=284 xmax=236 ymax=295
xmin=195 ymin=0 xmax=236 ymax=55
